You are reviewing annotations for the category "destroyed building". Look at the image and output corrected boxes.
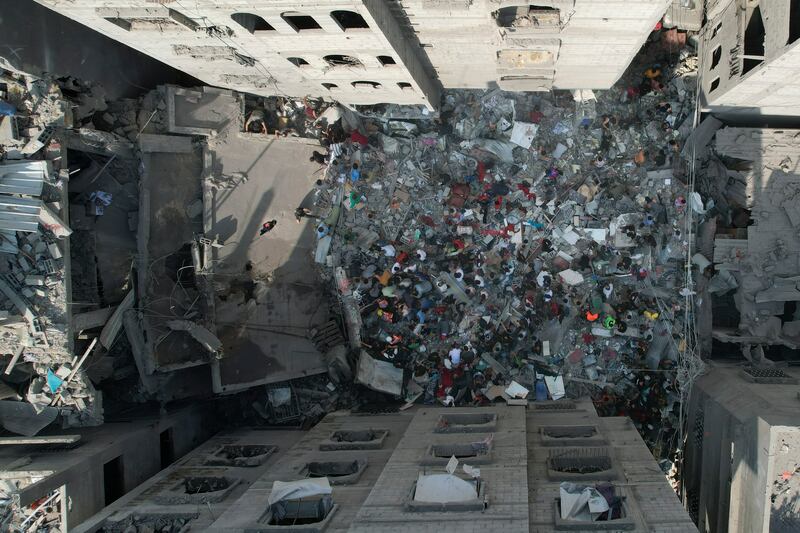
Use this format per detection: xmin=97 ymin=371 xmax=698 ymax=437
xmin=65 ymin=404 xmax=695 ymax=532
xmin=682 ymin=364 xmax=800 ymax=533
xmin=32 ymin=0 xmax=673 ymax=108
xmin=0 ymin=404 xmax=220 ymax=530
xmin=1 ymin=2 xmax=800 ymax=532
xmin=699 ymin=0 xmax=800 ymax=117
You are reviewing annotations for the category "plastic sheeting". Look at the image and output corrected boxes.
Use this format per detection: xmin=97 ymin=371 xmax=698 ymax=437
xmin=414 ymin=473 xmax=477 ymax=503
xmin=268 ymin=477 xmax=332 ymax=505
xmin=559 ymin=482 xmax=609 ymax=521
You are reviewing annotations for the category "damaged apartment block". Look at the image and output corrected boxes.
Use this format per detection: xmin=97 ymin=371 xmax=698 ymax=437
xmin=2 ymin=1 xmax=800 ymax=532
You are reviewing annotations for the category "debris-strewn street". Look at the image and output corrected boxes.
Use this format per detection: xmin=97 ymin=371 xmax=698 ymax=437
xmin=8 ymin=3 xmax=800 ymax=528
xmin=309 ymin=37 xmax=705 ymax=467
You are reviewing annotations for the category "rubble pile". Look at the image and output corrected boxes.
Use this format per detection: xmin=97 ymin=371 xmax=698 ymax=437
xmin=315 ymin=43 xmax=705 ymax=458
xmin=0 ymin=61 xmax=102 ymax=441
xmin=95 ymin=90 xmax=167 ymax=141
xmin=227 ymin=372 xmax=357 ymax=430
xmin=1 ymin=487 xmax=62 ymax=532
xmin=243 ymin=94 xmax=339 ymax=139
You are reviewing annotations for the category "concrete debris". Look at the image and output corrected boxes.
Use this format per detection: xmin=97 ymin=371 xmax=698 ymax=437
xmin=355 ymin=350 xmax=403 ymax=397
xmin=165 ymin=319 xmax=222 ymax=354
xmin=0 ymin=400 xmax=58 ymax=437
xmin=306 ymin=36 xmax=703 ymax=461
xmin=0 ymin=61 xmax=101 ymax=455
xmin=704 ymin=125 xmax=800 ymax=352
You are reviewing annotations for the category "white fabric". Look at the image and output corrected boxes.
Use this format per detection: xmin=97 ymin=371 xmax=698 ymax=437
xmin=414 ymin=474 xmax=477 ymax=503
xmin=269 ymin=478 xmax=332 ymax=505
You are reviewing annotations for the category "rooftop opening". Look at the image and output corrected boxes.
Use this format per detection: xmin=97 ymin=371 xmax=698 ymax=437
xmin=154 ymin=475 xmax=240 ymax=505
xmin=287 ymin=57 xmax=310 ymax=67
xmin=398 ymin=82 xmax=413 ymax=90
xmin=432 ymin=441 xmax=489 ymax=459
xmin=303 ymin=460 xmax=367 ymax=484
xmin=495 ymin=5 xmax=560 ymax=28
xmin=744 ymin=6 xmax=765 ymax=57
xmin=554 ymin=484 xmax=633 ymax=529
xmin=710 ymin=77 xmax=720 ymax=92
xmin=306 ymin=461 xmax=358 ymax=478
xmin=331 ymin=10 xmax=370 ymax=30
xmin=710 ymin=45 xmax=722 ymax=70
xmin=184 ymin=476 xmax=231 ymax=494
xmin=331 ymin=430 xmax=378 ymax=442
xmin=548 ymin=448 xmax=617 ymax=481
xmin=266 ymin=496 xmax=334 ymax=526
xmin=282 ymin=12 xmax=321 ymax=31
xmin=436 ymin=413 xmax=497 ymax=433
xmin=543 ymin=426 xmax=596 ymax=439
xmin=541 ymin=425 xmax=605 ymax=447
xmin=204 ymin=444 xmax=277 ymax=467
xmin=231 ymin=13 xmax=274 ymax=33
xmin=377 ymin=55 xmax=396 ymax=66
xmin=103 ymin=455 xmax=125 ymax=505
xmin=322 ymin=83 xmax=339 ymax=90
xmin=406 ymin=473 xmax=487 ymax=512
xmin=321 ymin=429 xmax=388 ymax=450
xmin=423 ymin=439 xmax=493 ymax=466
xmin=267 ymin=492 xmax=336 ymax=527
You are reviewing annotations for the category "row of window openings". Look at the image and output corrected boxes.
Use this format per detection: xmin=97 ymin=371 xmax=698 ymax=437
xmin=706 ymin=1 xmax=800 ymax=95
xmin=323 ymin=82 xmax=413 ymax=91
xmin=288 ymin=55 xmax=396 ymax=68
xmin=232 ymin=10 xmax=369 ymax=34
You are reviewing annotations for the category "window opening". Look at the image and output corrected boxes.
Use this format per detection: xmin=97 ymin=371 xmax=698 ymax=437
xmin=282 ymin=13 xmax=321 ymax=31
xmin=103 ymin=456 xmax=125 ymax=505
xmin=331 ymin=10 xmax=369 ymax=29
xmin=287 ymin=57 xmax=309 ymax=67
xmin=231 ymin=13 xmax=274 ymax=33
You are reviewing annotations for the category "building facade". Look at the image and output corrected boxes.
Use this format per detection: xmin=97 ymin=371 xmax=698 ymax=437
xmin=33 ymin=1 xmax=670 ymax=110
xmin=683 ymin=363 xmax=800 ymax=533
xmin=0 ymin=404 xmax=221 ymax=530
xmin=699 ymin=0 xmax=800 ymax=117
xmin=66 ymin=401 xmax=695 ymax=532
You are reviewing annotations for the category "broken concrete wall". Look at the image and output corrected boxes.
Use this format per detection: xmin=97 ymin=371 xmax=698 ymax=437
xmin=33 ymin=0 xmax=438 ymax=108
xmin=1 ymin=404 xmax=219 ymax=529
xmin=400 ymin=0 xmax=670 ymax=91
xmin=700 ymin=0 xmax=800 ymax=117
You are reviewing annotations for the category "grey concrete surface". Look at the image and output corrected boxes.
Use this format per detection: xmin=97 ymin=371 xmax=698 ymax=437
xmin=208 ymin=135 xmax=329 ymax=392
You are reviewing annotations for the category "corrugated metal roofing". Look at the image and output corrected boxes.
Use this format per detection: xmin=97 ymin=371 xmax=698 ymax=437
xmin=0 ymin=161 xmax=48 ymax=233
xmin=0 ymin=161 xmax=46 ymax=196
xmin=0 ymin=196 xmax=41 ymax=233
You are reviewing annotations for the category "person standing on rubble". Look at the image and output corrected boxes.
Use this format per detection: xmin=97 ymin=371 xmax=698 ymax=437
xmin=295 ymin=207 xmax=319 ymax=223
xmin=350 ymin=163 xmax=361 ymax=182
